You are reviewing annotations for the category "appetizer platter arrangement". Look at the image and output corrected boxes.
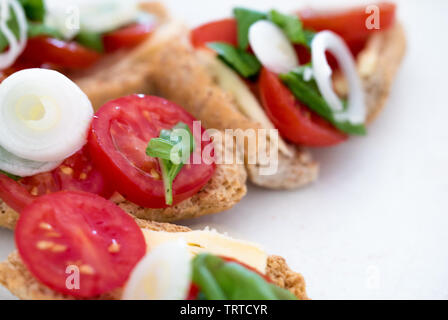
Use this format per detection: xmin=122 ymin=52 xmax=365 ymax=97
xmin=0 ymin=0 xmax=444 ymax=301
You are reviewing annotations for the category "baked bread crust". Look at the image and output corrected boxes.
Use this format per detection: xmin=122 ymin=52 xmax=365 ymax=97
xmin=0 ymin=141 xmax=247 ymax=228
xmin=0 ymin=219 xmax=308 ymax=300
xmin=0 ymin=3 xmax=248 ymax=228
xmin=144 ymin=21 xmax=406 ymax=189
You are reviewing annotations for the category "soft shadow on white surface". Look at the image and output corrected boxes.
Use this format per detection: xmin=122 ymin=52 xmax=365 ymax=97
xmin=1 ymin=0 xmax=447 ymax=300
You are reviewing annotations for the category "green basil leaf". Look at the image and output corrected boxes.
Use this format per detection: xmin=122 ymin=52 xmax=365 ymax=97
xmin=172 ymin=122 xmax=195 ymax=154
xmin=192 ymin=254 xmax=227 ymax=300
xmin=0 ymin=170 xmax=21 ymax=181
xmin=75 ymin=31 xmax=104 ymax=53
xmin=146 ymin=138 xmax=175 ymax=160
xmin=192 ymin=254 xmax=298 ymax=300
xmin=268 ymin=10 xmax=308 ymax=45
xmin=304 ymin=29 xmax=316 ymax=47
xmin=27 ymin=22 xmax=62 ymax=39
xmin=207 ymin=42 xmax=261 ymax=78
xmin=280 ymin=68 xmax=367 ymax=136
xmin=19 ymin=0 xmax=45 ymax=22
xmin=233 ymin=7 xmax=266 ymax=50
xmin=146 ymin=122 xmax=196 ymax=206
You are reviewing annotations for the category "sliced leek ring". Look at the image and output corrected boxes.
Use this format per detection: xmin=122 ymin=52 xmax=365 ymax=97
xmin=44 ymin=0 xmax=140 ymax=38
xmin=0 ymin=145 xmax=61 ymax=177
xmin=0 ymin=69 xmax=93 ymax=164
xmin=249 ymin=20 xmax=299 ymax=74
xmin=311 ymin=31 xmax=366 ymax=124
xmin=123 ymin=241 xmax=192 ymax=300
xmin=0 ymin=0 xmax=28 ymax=69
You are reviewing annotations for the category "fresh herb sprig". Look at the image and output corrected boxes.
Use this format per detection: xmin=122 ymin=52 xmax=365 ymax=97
xmin=146 ymin=122 xmax=195 ymax=206
xmin=192 ymin=254 xmax=298 ymax=300
xmin=207 ymin=42 xmax=261 ymax=77
xmin=207 ymin=8 xmax=313 ymax=79
xmin=280 ymin=67 xmax=366 ymax=135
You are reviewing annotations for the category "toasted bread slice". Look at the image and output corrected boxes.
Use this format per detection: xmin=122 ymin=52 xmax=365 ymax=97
xmin=334 ymin=23 xmax=407 ymax=124
xmin=0 ymin=137 xmax=247 ymax=229
xmin=0 ymin=218 xmax=308 ymax=300
xmin=0 ymin=3 xmax=248 ymax=228
xmin=144 ymin=20 xmax=406 ymax=189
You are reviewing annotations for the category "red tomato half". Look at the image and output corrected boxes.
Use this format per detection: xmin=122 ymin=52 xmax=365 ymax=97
xmin=0 ymin=175 xmax=34 ymax=213
xmin=299 ymin=2 xmax=396 ymax=44
xmin=0 ymin=147 xmax=112 ymax=213
xmin=88 ymin=95 xmax=216 ymax=208
xmin=20 ymin=36 xmax=101 ymax=69
xmin=15 ymin=191 xmax=146 ymax=298
xmin=191 ymin=18 xmax=238 ymax=48
xmin=259 ymin=68 xmax=347 ymax=147
xmin=103 ymin=23 xmax=155 ymax=53
xmin=186 ymin=283 xmax=200 ymax=300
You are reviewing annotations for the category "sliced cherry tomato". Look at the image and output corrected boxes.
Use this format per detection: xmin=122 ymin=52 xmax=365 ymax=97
xmin=191 ymin=18 xmax=238 ymax=48
xmin=299 ymin=2 xmax=396 ymax=44
xmin=20 ymin=36 xmax=101 ymax=69
xmin=186 ymin=283 xmax=200 ymax=300
xmin=0 ymin=59 xmax=40 ymax=83
xmin=103 ymin=23 xmax=155 ymax=53
xmin=15 ymin=191 xmax=146 ymax=298
xmin=88 ymin=95 xmax=216 ymax=209
xmin=0 ymin=174 xmax=34 ymax=213
xmin=0 ymin=147 xmax=113 ymax=213
xmin=259 ymin=68 xmax=347 ymax=147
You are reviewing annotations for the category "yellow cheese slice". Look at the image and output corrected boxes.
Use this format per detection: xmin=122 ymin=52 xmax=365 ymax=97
xmin=142 ymin=228 xmax=268 ymax=274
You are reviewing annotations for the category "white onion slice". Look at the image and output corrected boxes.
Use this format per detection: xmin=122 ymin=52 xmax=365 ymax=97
xmin=0 ymin=146 xmax=61 ymax=177
xmin=45 ymin=0 xmax=140 ymax=37
xmin=0 ymin=69 xmax=93 ymax=163
xmin=0 ymin=0 xmax=28 ymax=69
xmin=249 ymin=20 xmax=299 ymax=74
xmin=123 ymin=241 xmax=192 ymax=300
xmin=311 ymin=31 xmax=366 ymax=124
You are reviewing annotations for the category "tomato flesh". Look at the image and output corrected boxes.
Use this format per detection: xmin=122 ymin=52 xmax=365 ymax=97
xmin=0 ymin=174 xmax=34 ymax=213
xmin=299 ymin=2 xmax=396 ymax=44
xmin=103 ymin=23 xmax=155 ymax=53
xmin=88 ymin=95 xmax=216 ymax=209
xmin=15 ymin=191 xmax=146 ymax=298
xmin=186 ymin=283 xmax=200 ymax=300
xmin=259 ymin=68 xmax=347 ymax=147
xmin=0 ymin=147 xmax=112 ymax=213
xmin=20 ymin=36 xmax=102 ymax=69
xmin=191 ymin=18 xmax=238 ymax=48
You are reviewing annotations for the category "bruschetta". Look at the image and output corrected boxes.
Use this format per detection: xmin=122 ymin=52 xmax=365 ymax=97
xmin=0 ymin=191 xmax=308 ymax=300
xmin=0 ymin=69 xmax=246 ymax=229
xmin=144 ymin=3 xmax=406 ymax=189
xmin=0 ymin=1 xmax=179 ymax=110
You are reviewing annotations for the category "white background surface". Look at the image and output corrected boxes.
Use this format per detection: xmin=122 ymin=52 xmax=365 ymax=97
xmin=1 ymin=0 xmax=447 ymax=300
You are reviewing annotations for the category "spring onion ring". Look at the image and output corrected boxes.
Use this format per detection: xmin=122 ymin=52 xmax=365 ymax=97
xmin=249 ymin=20 xmax=299 ymax=74
xmin=45 ymin=0 xmax=140 ymax=38
xmin=0 ymin=145 xmax=61 ymax=177
xmin=0 ymin=0 xmax=28 ymax=69
xmin=123 ymin=241 xmax=192 ymax=300
xmin=0 ymin=69 xmax=93 ymax=165
xmin=311 ymin=31 xmax=366 ymax=124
